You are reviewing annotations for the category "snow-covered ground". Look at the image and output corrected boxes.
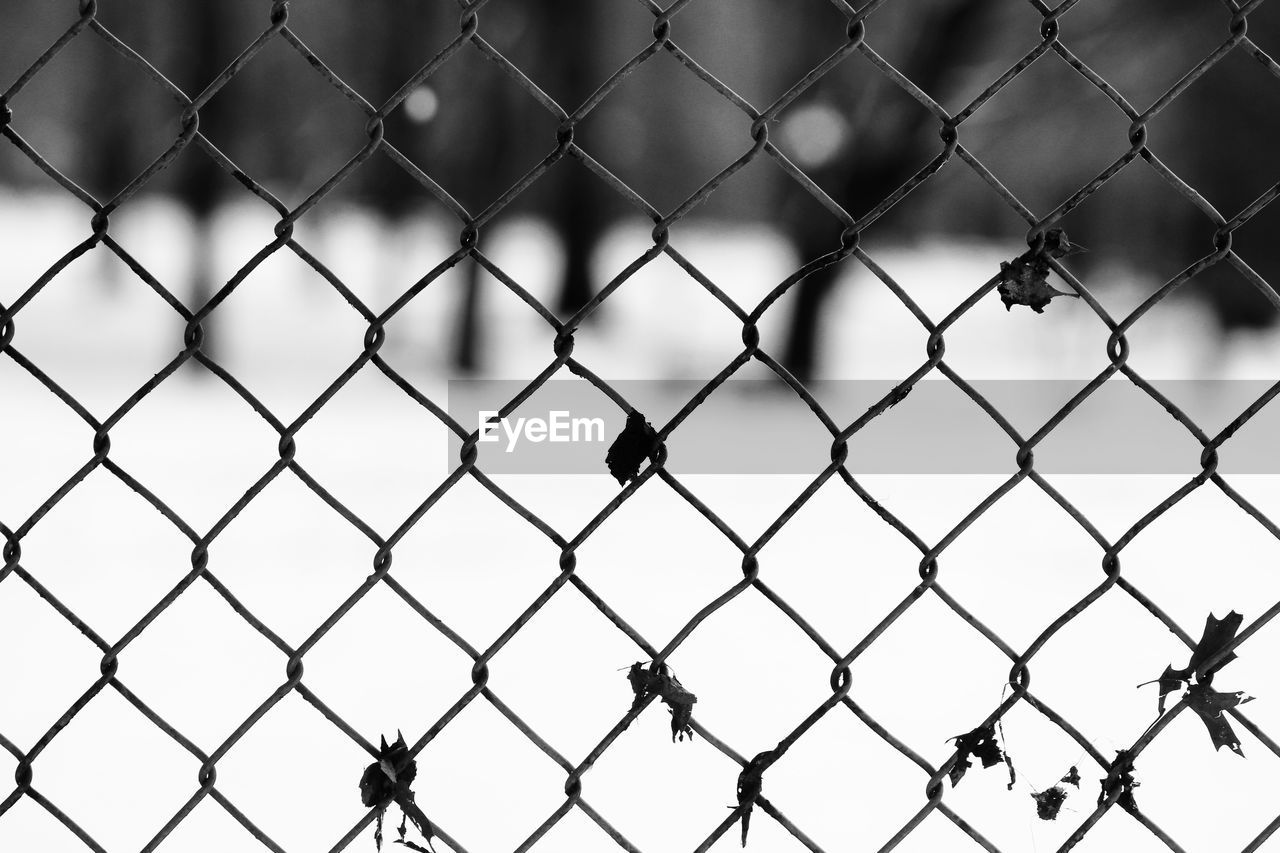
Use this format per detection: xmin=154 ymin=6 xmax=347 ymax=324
xmin=3 ymin=194 xmax=1280 ymax=852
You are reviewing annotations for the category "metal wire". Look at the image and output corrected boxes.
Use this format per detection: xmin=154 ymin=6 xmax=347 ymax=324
xmin=3 ymin=0 xmax=1280 ymax=851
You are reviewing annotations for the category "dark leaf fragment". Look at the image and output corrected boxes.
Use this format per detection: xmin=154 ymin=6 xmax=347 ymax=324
xmin=996 ymin=228 xmax=1083 ymax=313
xmin=1148 ymin=611 xmax=1252 ymax=752
xmin=395 ymin=842 xmax=435 ymax=853
xmin=735 ymin=750 xmax=775 ymax=847
xmin=948 ymin=724 xmax=1005 ymax=787
xmin=998 ymin=260 xmax=1072 ymax=313
xmin=625 ymin=661 xmax=697 ymax=742
xmin=1186 ymin=611 xmax=1244 ymax=681
xmin=360 ymin=732 xmax=437 ymax=853
xmin=664 ymin=675 xmax=697 ymax=742
xmin=605 ymin=410 xmax=660 ymax=484
xmin=1186 ymin=682 xmax=1253 ymax=755
xmin=398 ymin=799 xmax=438 ymax=853
xmin=360 ymin=733 xmax=411 ymax=808
xmin=1156 ymin=664 xmax=1185 ymax=714
xmin=1156 ymin=611 xmax=1245 ymax=709
xmin=1060 ymin=765 xmax=1080 ymax=788
xmin=1098 ymin=750 xmax=1139 ymax=815
xmin=627 ymin=662 xmax=651 ymax=712
xmin=1032 ymin=785 xmax=1068 ymax=820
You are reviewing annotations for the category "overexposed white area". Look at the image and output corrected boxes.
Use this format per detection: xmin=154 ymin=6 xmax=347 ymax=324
xmin=3 ymin=194 xmax=1280 ymax=853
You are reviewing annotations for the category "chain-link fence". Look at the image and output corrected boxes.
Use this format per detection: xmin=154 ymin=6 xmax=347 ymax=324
xmin=3 ymin=0 xmax=1280 ymax=850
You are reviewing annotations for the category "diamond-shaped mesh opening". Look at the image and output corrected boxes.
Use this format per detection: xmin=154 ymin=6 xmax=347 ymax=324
xmin=856 ymin=153 xmax=1032 ymax=252
xmin=571 ymin=248 xmax=747 ymax=377
xmin=575 ymin=47 xmax=755 ymax=213
xmin=212 ymin=245 xmax=375 ymax=417
xmin=756 ymin=478 xmax=923 ymax=650
xmin=1146 ymin=47 xmax=1280 ymax=215
xmin=6 ymin=245 xmax=185 ymax=415
xmin=1119 ymin=485 xmax=1280 ymax=622
xmin=413 ymin=698 xmax=570 ymax=851
xmin=1062 ymin=0 xmax=1231 ymax=110
xmin=288 ymin=364 xmax=452 ymax=531
xmin=666 ymin=156 xmax=819 ymax=270
xmin=4 ymin=30 xmax=183 ymax=200
xmin=586 ymin=723 xmax=741 ymax=849
xmin=0 ymin=359 xmax=89 ymax=521
xmin=668 ymin=0 xmax=853 ymax=109
xmin=923 ymin=1 xmax=1047 ymax=116
xmin=474 ymin=0 xmax=656 ymax=109
xmin=662 ymin=382 xmax=836 ymax=478
xmin=96 ymin=196 xmax=203 ymax=297
xmin=771 ymin=54 xmax=947 ymax=224
xmin=376 ymin=252 xmax=495 ymax=376
xmin=212 ymin=473 xmax=378 ymax=645
xmin=105 ymin=360 xmax=281 ymax=531
xmin=484 ymin=585 xmax=644 ymax=759
xmin=371 ymin=225 xmax=564 ymax=375
xmin=390 ymin=477 xmax=563 ymax=646
xmin=932 ymin=483 xmax=1105 ymax=649
xmin=281 ymin=0 xmax=456 ymax=108
xmin=850 ymin=594 xmax=1015 ymax=749
xmin=119 ymin=579 xmax=285 ymax=748
xmin=675 ymin=590 xmax=844 ymax=743
xmin=215 ymin=691 xmax=372 ymax=851
xmin=32 ymin=689 xmax=197 ymax=853
xmin=0 ymin=577 xmax=102 ymax=747
xmin=571 ymin=484 xmax=741 ymax=641
xmin=957 ymin=52 xmax=1135 ymax=216
xmin=0 ymin=3 xmax=71 ymax=86
xmin=391 ymin=43 xmax=564 ymax=214
xmin=1134 ymin=716 xmax=1280 ymax=852
xmin=302 ymin=581 xmax=476 ymax=738
xmin=1052 ymin=155 xmax=1217 ymax=292
xmin=19 ymin=468 xmax=192 ymax=640
xmin=194 ymin=36 xmax=374 ymax=207
xmin=1028 ymin=590 xmax=1182 ymax=743
xmin=93 ymin=0 xmax=267 ymax=97
xmin=303 ymin=198 xmax=455 ymax=315
xmin=774 ymin=712 xmax=929 ymax=846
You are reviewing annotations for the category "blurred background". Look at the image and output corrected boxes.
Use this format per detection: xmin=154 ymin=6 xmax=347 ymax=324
xmin=3 ymin=0 xmax=1280 ymax=383
xmin=4 ymin=1 xmax=1280 ymax=852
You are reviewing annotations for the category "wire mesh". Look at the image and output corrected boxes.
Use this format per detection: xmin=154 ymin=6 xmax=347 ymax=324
xmin=3 ymin=0 xmax=1280 ymax=850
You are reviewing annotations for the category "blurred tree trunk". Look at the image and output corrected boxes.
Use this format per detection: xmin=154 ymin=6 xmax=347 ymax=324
xmin=781 ymin=0 xmax=995 ymax=382
xmin=175 ymin=1 xmax=235 ymax=367
xmin=450 ymin=0 xmax=610 ymax=372
xmin=543 ymin=0 xmax=605 ymax=322
xmin=85 ymin=49 xmax=134 ymax=294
